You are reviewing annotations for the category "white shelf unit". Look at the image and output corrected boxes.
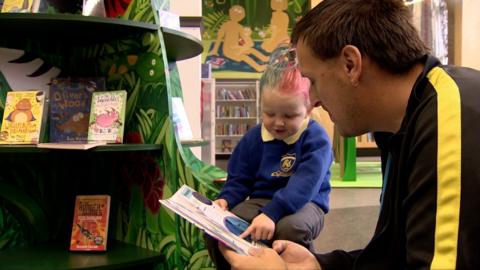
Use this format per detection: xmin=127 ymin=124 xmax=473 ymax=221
xmin=214 ymin=79 xmax=260 ymax=157
xmin=201 ymin=78 xmax=216 ymax=165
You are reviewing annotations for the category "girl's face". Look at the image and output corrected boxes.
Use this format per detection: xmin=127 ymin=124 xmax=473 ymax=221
xmin=261 ymin=87 xmax=309 ymax=140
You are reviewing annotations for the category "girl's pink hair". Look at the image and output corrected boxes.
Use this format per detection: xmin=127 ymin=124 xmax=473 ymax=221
xmin=260 ymin=66 xmax=311 ymax=106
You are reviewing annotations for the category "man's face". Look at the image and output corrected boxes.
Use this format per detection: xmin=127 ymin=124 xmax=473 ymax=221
xmin=296 ymin=39 xmax=363 ymax=137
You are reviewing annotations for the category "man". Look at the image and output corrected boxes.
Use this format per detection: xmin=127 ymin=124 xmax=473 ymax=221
xmin=218 ymin=0 xmax=480 ymax=269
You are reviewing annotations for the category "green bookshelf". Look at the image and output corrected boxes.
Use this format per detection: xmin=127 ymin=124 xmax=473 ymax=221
xmin=0 ymin=241 xmax=163 ymax=270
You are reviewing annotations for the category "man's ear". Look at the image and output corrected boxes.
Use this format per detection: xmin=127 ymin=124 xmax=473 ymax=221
xmin=340 ymin=45 xmax=362 ymax=87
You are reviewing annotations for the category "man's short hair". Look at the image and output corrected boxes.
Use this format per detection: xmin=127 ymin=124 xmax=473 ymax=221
xmin=291 ymin=0 xmax=429 ymax=73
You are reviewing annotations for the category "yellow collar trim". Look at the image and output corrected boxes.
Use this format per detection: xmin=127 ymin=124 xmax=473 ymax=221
xmin=261 ymin=118 xmax=310 ymax=145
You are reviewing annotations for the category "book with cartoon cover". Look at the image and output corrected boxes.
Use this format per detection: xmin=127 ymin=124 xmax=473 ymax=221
xmin=49 ymin=77 xmax=105 ymax=143
xmin=70 ymin=195 xmax=111 ymax=251
xmin=159 ymin=185 xmax=265 ymax=255
xmin=0 ymin=90 xmax=47 ymax=144
xmin=87 ymin=90 xmax=127 ymax=143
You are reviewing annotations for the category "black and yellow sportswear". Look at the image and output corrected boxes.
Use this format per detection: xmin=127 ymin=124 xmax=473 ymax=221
xmin=316 ymin=55 xmax=480 ymax=270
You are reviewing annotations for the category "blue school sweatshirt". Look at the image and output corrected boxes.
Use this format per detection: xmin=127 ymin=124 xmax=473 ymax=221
xmin=218 ymin=119 xmax=332 ymax=223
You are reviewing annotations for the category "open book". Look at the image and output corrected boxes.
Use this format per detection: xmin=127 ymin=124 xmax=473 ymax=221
xmin=159 ymin=185 xmax=265 ymax=255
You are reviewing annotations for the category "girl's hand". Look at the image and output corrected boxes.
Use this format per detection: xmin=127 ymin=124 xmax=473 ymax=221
xmin=213 ymin=198 xmax=229 ymax=210
xmin=239 ymin=213 xmax=275 ymax=241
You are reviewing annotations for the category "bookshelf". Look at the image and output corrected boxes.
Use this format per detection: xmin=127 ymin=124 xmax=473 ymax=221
xmin=214 ymin=79 xmax=260 ymax=157
xmin=356 ymin=133 xmax=376 ymax=148
xmin=0 ymin=10 xmax=223 ymax=270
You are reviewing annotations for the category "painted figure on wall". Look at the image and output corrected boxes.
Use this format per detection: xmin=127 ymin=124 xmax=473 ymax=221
xmin=261 ymin=0 xmax=290 ymax=52
xmin=202 ymin=0 xmax=310 ymax=78
xmin=208 ymin=5 xmax=269 ymax=72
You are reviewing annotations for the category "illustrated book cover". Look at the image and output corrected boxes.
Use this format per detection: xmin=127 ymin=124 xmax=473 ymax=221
xmin=0 ymin=90 xmax=47 ymax=144
xmin=49 ymin=77 xmax=105 ymax=143
xmin=159 ymin=185 xmax=265 ymax=255
xmin=87 ymin=90 xmax=127 ymax=143
xmin=1 ymin=0 xmax=39 ymax=12
xmin=70 ymin=195 xmax=111 ymax=251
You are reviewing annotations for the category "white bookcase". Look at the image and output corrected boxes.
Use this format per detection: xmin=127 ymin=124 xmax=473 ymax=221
xmin=214 ymin=79 xmax=260 ymax=157
xmin=200 ymin=78 xmax=216 ymax=165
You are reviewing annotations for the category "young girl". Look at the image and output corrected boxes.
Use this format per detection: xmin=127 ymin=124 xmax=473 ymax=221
xmin=207 ymin=45 xmax=333 ymax=269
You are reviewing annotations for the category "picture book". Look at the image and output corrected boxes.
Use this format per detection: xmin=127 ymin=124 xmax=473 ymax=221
xmin=0 ymin=90 xmax=46 ymax=144
xmin=49 ymin=77 xmax=105 ymax=143
xmin=87 ymin=90 xmax=127 ymax=143
xmin=1 ymin=0 xmax=39 ymax=12
xmin=37 ymin=141 xmax=107 ymax=150
xmin=82 ymin=0 xmax=106 ymax=16
xmin=159 ymin=185 xmax=266 ymax=255
xmin=70 ymin=195 xmax=111 ymax=251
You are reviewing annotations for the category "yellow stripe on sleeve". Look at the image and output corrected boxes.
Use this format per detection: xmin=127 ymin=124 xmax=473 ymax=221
xmin=427 ymin=67 xmax=462 ymax=270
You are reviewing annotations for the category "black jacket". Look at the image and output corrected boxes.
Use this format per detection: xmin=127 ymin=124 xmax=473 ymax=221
xmin=316 ymin=56 xmax=480 ymax=270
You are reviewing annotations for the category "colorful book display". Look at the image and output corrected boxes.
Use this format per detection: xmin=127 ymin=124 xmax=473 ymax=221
xmin=0 ymin=90 xmax=47 ymax=144
xmin=49 ymin=77 xmax=105 ymax=142
xmin=87 ymin=90 xmax=127 ymax=143
xmin=70 ymin=195 xmax=111 ymax=251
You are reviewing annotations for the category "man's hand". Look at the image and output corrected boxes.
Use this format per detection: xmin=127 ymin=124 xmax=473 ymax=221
xmin=239 ymin=213 xmax=275 ymax=241
xmin=219 ymin=244 xmax=287 ymax=270
xmin=273 ymin=240 xmax=322 ymax=270
xmin=219 ymin=240 xmax=322 ymax=270
xmin=213 ymin=199 xmax=228 ymax=210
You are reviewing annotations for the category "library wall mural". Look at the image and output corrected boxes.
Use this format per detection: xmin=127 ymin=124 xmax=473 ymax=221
xmin=0 ymin=0 xmax=225 ymax=269
xmin=202 ymin=0 xmax=310 ymax=78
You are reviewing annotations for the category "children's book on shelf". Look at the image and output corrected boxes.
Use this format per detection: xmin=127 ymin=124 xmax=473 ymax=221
xmin=0 ymin=90 xmax=47 ymax=144
xmin=82 ymin=0 xmax=106 ymax=16
xmin=87 ymin=90 xmax=127 ymax=143
xmin=159 ymin=185 xmax=265 ymax=255
xmin=37 ymin=140 xmax=107 ymax=150
xmin=1 ymin=0 xmax=40 ymax=12
xmin=70 ymin=195 xmax=111 ymax=251
xmin=49 ymin=77 xmax=105 ymax=143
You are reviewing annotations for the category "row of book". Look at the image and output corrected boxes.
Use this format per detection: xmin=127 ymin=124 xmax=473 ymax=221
xmin=357 ymin=132 xmax=375 ymax=143
xmin=216 ymin=123 xmax=251 ymax=136
xmin=0 ymin=77 xmax=127 ymax=148
xmin=1 ymin=0 xmax=107 ymax=16
xmin=216 ymin=88 xmax=256 ymax=100
xmin=215 ymin=105 xmax=254 ymax=118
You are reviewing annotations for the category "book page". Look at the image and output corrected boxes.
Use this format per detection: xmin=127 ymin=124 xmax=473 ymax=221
xmin=160 ymin=185 xmax=265 ymax=255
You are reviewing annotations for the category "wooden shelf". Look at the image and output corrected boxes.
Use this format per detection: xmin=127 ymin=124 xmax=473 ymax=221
xmin=0 ymin=144 xmax=162 ymax=153
xmin=0 ymin=13 xmax=203 ymax=61
xmin=0 ymin=240 xmax=163 ymax=270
